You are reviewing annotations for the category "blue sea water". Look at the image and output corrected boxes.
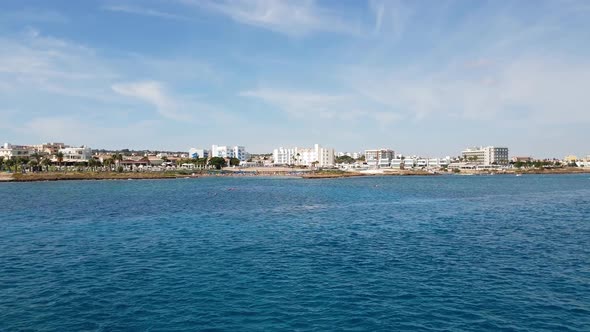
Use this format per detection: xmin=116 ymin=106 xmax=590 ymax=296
xmin=1 ymin=174 xmax=589 ymax=331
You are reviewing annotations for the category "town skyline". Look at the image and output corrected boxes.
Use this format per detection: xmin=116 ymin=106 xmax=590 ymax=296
xmin=2 ymin=140 xmax=588 ymax=162
xmin=1 ymin=1 xmax=590 ymax=157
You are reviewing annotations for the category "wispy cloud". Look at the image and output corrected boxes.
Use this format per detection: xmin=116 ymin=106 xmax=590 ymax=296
xmin=369 ymin=0 xmax=410 ymax=38
xmin=0 ymin=8 xmax=68 ymax=24
xmin=346 ymin=55 xmax=590 ymax=125
xmin=240 ymin=88 xmax=400 ymax=123
xmin=102 ymin=5 xmax=189 ymax=21
xmin=240 ymin=88 xmax=345 ymax=117
xmin=112 ymin=81 xmax=188 ymax=120
xmin=182 ymin=0 xmax=360 ymax=36
xmin=0 ymin=29 xmax=117 ymax=103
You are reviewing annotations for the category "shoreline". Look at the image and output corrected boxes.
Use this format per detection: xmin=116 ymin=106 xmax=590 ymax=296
xmin=1 ymin=167 xmax=589 ymax=183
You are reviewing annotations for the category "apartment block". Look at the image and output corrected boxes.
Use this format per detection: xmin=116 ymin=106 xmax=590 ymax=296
xmin=365 ymin=149 xmax=395 ymax=168
xmin=462 ymin=146 xmax=509 ymax=165
xmin=273 ymin=144 xmax=335 ymax=167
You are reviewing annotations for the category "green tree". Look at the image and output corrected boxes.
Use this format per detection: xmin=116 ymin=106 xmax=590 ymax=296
xmin=0 ymin=156 xmax=4 ymax=171
xmin=229 ymin=158 xmax=240 ymax=166
xmin=194 ymin=157 xmax=208 ymax=169
xmin=40 ymin=158 xmax=52 ymax=172
xmin=5 ymin=158 xmax=15 ymax=172
xmin=335 ymin=155 xmax=355 ymax=164
xmin=56 ymin=152 xmax=64 ymax=171
xmin=88 ymin=158 xmax=100 ymax=171
xmin=103 ymin=158 xmax=114 ymax=171
xmin=356 ymin=155 xmax=366 ymax=162
xmin=14 ymin=157 xmax=23 ymax=173
xmin=28 ymin=159 xmax=38 ymax=172
xmin=112 ymin=153 xmax=123 ymax=168
xmin=209 ymin=157 xmax=227 ymax=170
xmin=31 ymin=152 xmax=42 ymax=164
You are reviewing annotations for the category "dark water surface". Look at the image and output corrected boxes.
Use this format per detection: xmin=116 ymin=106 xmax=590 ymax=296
xmin=1 ymin=175 xmax=589 ymax=331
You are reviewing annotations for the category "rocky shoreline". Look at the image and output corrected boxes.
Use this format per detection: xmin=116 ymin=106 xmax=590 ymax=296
xmin=1 ymin=167 xmax=589 ymax=182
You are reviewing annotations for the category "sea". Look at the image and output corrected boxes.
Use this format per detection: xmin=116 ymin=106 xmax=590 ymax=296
xmin=1 ymin=174 xmax=589 ymax=331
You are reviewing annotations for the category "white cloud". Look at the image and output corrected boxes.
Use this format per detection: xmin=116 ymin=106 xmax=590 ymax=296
xmin=240 ymin=88 xmax=343 ymax=115
xmin=182 ymin=0 xmax=359 ymax=36
xmin=369 ymin=0 xmax=410 ymax=38
xmin=240 ymin=88 xmax=400 ymax=123
xmin=0 ymin=29 xmax=226 ymax=123
xmin=346 ymin=56 xmax=590 ymax=125
xmin=111 ymin=81 xmax=187 ymax=120
xmin=102 ymin=5 xmax=189 ymax=21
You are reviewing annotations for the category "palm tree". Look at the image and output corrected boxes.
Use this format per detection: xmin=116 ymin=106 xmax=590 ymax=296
xmin=14 ymin=157 xmax=23 ymax=173
xmin=0 ymin=156 xmax=4 ymax=171
xmin=56 ymin=152 xmax=64 ymax=171
xmin=28 ymin=159 xmax=38 ymax=172
xmin=31 ymin=152 xmax=42 ymax=164
xmin=112 ymin=153 xmax=123 ymax=169
xmin=87 ymin=158 xmax=97 ymax=171
xmin=104 ymin=158 xmax=114 ymax=171
xmin=40 ymin=158 xmax=51 ymax=172
xmin=5 ymin=158 xmax=15 ymax=173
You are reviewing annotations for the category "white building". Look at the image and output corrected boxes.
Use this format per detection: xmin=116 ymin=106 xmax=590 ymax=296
xmin=188 ymin=148 xmax=209 ymax=159
xmin=365 ymin=149 xmax=395 ymax=168
xmin=0 ymin=143 xmax=33 ymax=159
xmin=31 ymin=142 xmax=67 ymax=155
xmin=462 ymin=146 xmax=509 ymax=166
xmin=57 ymin=146 xmax=93 ymax=163
xmin=390 ymin=158 xmax=404 ymax=169
xmin=211 ymin=145 xmax=249 ymax=161
xmin=273 ymin=144 xmax=335 ymax=167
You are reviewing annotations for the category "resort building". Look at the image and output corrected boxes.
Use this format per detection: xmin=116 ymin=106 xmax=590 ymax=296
xmin=403 ymin=158 xmax=416 ymax=169
xmin=56 ymin=146 xmax=93 ymax=163
xmin=365 ymin=149 xmax=394 ymax=168
xmin=390 ymin=158 xmax=404 ymax=169
xmin=211 ymin=145 xmax=249 ymax=161
xmin=462 ymin=146 xmax=509 ymax=165
xmin=396 ymin=156 xmax=450 ymax=169
xmin=31 ymin=142 xmax=67 ymax=155
xmin=0 ymin=143 xmax=33 ymax=159
xmin=512 ymin=156 xmax=533 ymax=163
xmin=273 ymin=144 xmax=335 ymax=167
xmin=188 ymin=148 xmax=209 ymax=159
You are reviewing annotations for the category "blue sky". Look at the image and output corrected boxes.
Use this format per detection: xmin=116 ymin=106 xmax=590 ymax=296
xmin=1 ymin=0 xmax=589 ymax=157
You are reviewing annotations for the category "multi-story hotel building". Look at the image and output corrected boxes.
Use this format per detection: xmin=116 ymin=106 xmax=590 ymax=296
xmin=188 ymin=148 xmax=209 ymax=159
xmin=273 ymin=144 xmax=335 ymax=167
xmin=365 ymin=149 xmax=395 ymax=168
xmin=0 ymin=143 xmax=32 ymax=159
xmin=462 ymin=146 xmax=509 ymax=165
xmin=31 ymin=142 xmax=67 ymax=155
xmin=56 ymin=146 xmax=93 ymax=163
xmin=211 ymin=145 xmax=249 ymax=161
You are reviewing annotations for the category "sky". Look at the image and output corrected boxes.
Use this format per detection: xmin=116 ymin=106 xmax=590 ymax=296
xmin=1 ymin=0 xmax=589 ymax=158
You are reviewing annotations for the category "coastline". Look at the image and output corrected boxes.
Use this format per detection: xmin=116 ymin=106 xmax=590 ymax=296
xmin=1 ymin=167 xmax=589 ymax=183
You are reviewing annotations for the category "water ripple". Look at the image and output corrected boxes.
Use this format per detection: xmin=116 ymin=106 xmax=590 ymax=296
xmin=0 ymin=175 xmax=589 ymax=331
